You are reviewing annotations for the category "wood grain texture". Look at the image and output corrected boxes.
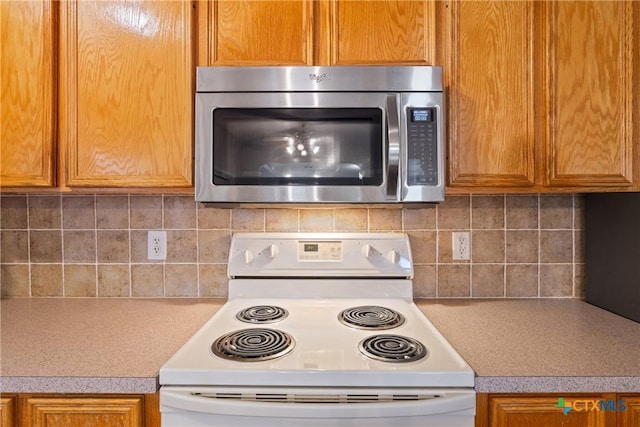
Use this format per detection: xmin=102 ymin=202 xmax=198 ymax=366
xmin=0 ymin=0 xmax=56 ymax=187
xmin=60 ymin=0 xmax=193 ymax=187
xmin=546 ymin=1 xmax=633 ymax=186
xmin=22 ymin=396 xmax=143 ymax=427
xmin=0 ymin=397 xmax=15 ymax=427
xmin=447 ymin=1 xmax=536 ymax=187
xmin=211 ymin=0 xmax=314 ymax=65
xmin=619 ymin=395 xmax=640 ymax=427
xmin=327 ymin=0 xmax=435 ymax=65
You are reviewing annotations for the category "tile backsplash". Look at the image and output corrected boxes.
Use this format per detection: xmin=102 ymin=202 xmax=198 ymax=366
xmin=0 ymin=194 xmax=584 ymax=299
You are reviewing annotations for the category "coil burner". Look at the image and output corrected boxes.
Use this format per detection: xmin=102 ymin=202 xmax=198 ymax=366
xmin=236 ymin=305 xmax=289 ymax=324
xmin=359 ymin=334 xmax=427 ymax=363
xmin=338 ymin=306 xmax=406 ymax=330
xmin=212 ymin=328 xmax=295 ymax=362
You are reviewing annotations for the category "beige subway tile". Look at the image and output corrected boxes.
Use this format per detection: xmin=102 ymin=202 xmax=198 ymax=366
xmin=198 ymin=205 xmax=231 ymax=230
xmin=31 ymin=264 xmax=63 ymax=296
xmin=574 ymin=229 xmax=585 ymax=263
xmin=1 ymin=196 xmax=27 ymax=229
xmin=574 ymin=196 xmax=585 ymax=229
xmin=164 ymin=196 xmax=197 ymax=229
xmin=131 ymin=264 xmax=164 ymax=297
xmin=199 ymin=230 xmax=231 ymax=263
xmin=63 ymin=231 xmax=96 ymax=263
xmin=166 ymin=230 xmax=197 ymax=262
xmin=1 ymin=231 xmax=29 ymax=263
xmin=540 ymin=195 xmax=573 ymax=229
xmin=98 ymin=264 xmax=130 ymax=297
xmin=540 ymin=230 xmax=573 ymax=263
xmin=369 ymin=208 xmax=402 ymax=231
xmin=407 ymin=231 xmax=437 ymax=264
xmin=437 ymin=264 xmax=470 ymax=297
xmin=130 ymin=196 xmax=162 ymax=229
xmin=506 ymin=230 xmax=538 ymax=263
xmin=265 ymin=209 xmax=299 ymax=231
xmin=574 ymin=263 xmax=585 ymax=298
xmin=30 ymin=230 xmax=62 ymax=262
xmin=300 ymin=209 xmax=333 ymax=231
xmin=62 ymin=196 xmax=95 ymax=229
xmin=437 ymin=196 xmax=470 ymax=230
xmin=334 ymin=209 xmax=368 ymax=231
xmin=96 ymin=196 xmax=129 ymax=229
xmin=471 ymin=195 xmax=504 ymax=229
xmin=472 ymin=264 xmax=504 ymax=297
xmin=403 ymin=208 xmax=436 ymax=230
xmin=0 ymin=264 xmax=30 ymax=297
xmin=232 ymin=208 xmax=265 ymax=231
xmin=506 ymin=264 xmax=538 ymax=297
xmin=64 ymin=265 xmax=97 ymax=297
xmin=471 ymin=230 xmax=504 ymax=263
xmin=506 ymin=195 xmax=538 ymax=229
xmin=28 ymin=195 xmax=61 ymax=229
xmin=540 ymin=264 xmax=573 ymax=297
xmin=199 ymin=264 xmax=228 ymax=297
xmin=97 ymin=230 xmax=129 ymax=263
xmin=413 ymin=264 xmax=436 ymax=298
xmin=165 ymin=264 xmax=198 ymax=296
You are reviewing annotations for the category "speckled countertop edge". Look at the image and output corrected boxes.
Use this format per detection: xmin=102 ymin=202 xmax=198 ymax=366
xmin=0 ymin=376 xmax=158 ymax=394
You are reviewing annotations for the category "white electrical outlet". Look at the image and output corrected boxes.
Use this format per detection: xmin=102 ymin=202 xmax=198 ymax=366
xmin=148 ymin=230 xmax=167 ymax=260
xmin=452 ymin=232 xmax=470 ymax=260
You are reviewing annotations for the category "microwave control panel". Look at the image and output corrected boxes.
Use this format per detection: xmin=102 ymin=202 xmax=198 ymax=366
xmin=406 ymin=107 xmax=438 ymax=186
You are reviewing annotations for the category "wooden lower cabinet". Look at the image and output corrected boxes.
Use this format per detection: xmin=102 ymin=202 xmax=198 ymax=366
xmin=476 ymin=393 xmax=638 ymax=427
xmin=0 ymin=393 xmax=159 ymax=427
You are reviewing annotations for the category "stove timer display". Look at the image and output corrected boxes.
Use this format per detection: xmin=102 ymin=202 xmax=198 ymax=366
xmin=298 ymin=241 xmax=342 ymax=261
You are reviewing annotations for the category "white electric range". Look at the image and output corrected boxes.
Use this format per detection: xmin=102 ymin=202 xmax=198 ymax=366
xmin=160 ymin=233 xmax=475 ymax=427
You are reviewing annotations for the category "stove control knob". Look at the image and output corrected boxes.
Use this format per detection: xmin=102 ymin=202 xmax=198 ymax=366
xmin=362 ymin=244 xmax=373 ymax=258
xmin=268 ymin=244 xmax=279 ymax=259
xmin=243 ymin=250 xmax=255 ymax=264
xmin=387 ymin=250 xmax=401 ymax=264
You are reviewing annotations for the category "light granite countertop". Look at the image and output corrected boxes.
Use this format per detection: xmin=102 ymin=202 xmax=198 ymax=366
xmin=1 ymin=298 xmax=638 ymax=394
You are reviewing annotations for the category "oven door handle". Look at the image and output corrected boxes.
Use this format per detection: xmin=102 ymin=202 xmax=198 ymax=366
xmin=385 ymin=94 xmax=400 ymax=201
xmin=161 ymin=388 xmax=475 ymax=418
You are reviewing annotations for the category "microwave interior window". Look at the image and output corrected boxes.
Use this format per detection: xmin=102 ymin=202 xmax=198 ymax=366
xmin=212 ymin=109 xmax=383 ymax=186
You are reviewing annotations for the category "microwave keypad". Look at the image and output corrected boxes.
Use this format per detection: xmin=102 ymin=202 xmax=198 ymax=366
xmin=407 ymin=108 xmax=438 ymax=186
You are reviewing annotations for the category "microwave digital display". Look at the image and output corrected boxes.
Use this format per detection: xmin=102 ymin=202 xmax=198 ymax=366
xmin=411 ymin=109 xmax=433 ymax=122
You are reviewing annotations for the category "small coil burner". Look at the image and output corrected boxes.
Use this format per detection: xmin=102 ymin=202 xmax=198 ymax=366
xmin=359 ymin=334 xmax=427 ymax=363
xmin=236 ymin=305 xmax=288 ymax=324
xmin=212 ymin=328 xmax=295 ymax=362
xmin=338 ymin=306 xmax=406 ymax=330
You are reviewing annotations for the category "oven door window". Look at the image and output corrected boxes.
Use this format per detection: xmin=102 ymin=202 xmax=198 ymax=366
xmin=212 ymin=108 xmax=383 ymax=186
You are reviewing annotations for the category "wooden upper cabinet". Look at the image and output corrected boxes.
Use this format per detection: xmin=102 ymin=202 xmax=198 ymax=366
xmin=320 ymin=0 xmax=435 ymax=65
xmin=0 ymin=0 xmax=56 ymax=187
xmin=544 ymin=1 xmax=634 ymax=187
xmin=59 ymin=1 xmax=193 ymax=187
xmin=446 ymin=1 xmax=536 ymax=187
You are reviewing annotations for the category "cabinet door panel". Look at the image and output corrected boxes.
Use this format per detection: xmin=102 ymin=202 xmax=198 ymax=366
xmin=60 ymin=1 xmax=193 ymax=187
xmin=446 ymin=1 xmax=536 ymax=187
xmin=619 ymin=395 xmax=640 ymax=427
xmin=210 ymin=0 xmax=314 ymax=65
xmin=324 ymin=0 xmax=435 ymax=65
xmin=0 ymin=0 xmax=55 ymax=187
xmin=22 ymin=396 xmax=142 ymax=427
xmin=0 ymin=397 xmax=15 ymax=427
xmin=546 ymin=1 xmax=633 ymax=186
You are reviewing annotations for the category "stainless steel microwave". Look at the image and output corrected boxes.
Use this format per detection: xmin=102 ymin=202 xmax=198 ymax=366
xmin=195 ymin=66 xmax=445 ymax=204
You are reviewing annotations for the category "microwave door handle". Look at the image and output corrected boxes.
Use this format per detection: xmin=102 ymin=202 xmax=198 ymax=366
xmin=385 ymin=94 xmax=400 ymax=200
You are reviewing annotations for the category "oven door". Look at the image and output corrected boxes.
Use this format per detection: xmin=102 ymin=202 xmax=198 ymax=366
xmin=161 ymin=386 xmax=475 ymax=427
xmin=195 ymin=92 xmax=403 ymax=204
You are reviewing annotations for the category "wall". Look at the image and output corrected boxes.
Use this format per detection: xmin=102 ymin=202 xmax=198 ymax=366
xmin=0 ymin=194 xmax=584 ymax=299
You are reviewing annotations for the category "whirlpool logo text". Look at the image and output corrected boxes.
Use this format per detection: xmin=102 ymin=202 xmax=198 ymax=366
xmin=555 ymin=397 xmax=627 ymax=415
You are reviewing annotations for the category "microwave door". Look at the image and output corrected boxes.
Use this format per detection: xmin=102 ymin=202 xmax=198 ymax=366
xmin=385 ymin=94 xmax=401 ymax=202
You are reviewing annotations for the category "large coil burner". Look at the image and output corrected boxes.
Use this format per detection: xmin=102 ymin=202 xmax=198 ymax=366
xmin=338 ymin=305 xmax=406 ymax=330
xmin=212 ymin=328 xmax=295 ymax=362
xmin=359 ymin=334 xmax=427 ymax=363
xmin=236 ymin=305 xmax=288 ymax=324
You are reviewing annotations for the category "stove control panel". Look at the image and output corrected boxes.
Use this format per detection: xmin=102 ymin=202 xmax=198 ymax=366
xmin=228 ymin=232 xmax=413 ymax=278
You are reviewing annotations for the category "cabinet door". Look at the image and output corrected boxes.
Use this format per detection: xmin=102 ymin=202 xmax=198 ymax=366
xmin=0 ymin=397 xmax=15 ymax=427
xmin=619 ymin=395 xmax=640 ymax=427
xmin=544 ymin=1 xmax=634 ymax=187
xmin=207 ymin=0 xmax=315 ymax=65
xmin=488 ymin=395 xmax=616 ymax=427
xmin=319 ymin=0 xmax=436 ymax=65
xmin=22 ymin=396 xmax=143 ymax=427
xmin=0 ymin=0 xmax=56 ymax=187
xmin=445 ymin=1 xmax=537 ymax=187
xmin=59 ymin=1 xmax=193 ymax=187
